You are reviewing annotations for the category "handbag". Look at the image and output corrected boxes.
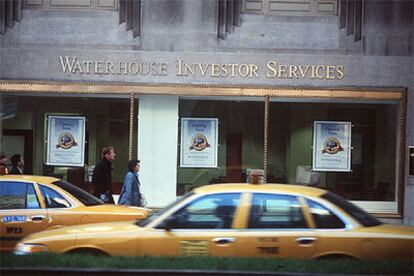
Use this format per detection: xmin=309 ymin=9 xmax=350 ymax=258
xmin=99 ymin=191 xmax=110 ymax=203
xmin=140 ymin=193 xmax=148 ymax=207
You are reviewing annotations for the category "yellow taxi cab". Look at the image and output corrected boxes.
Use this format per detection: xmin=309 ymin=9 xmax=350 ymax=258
xmin=0 ymin=175 xmax=152 ymax=252
xmin=14 ymin=183 xmax=414 ymax=259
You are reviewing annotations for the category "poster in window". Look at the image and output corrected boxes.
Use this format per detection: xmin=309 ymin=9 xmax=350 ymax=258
xmin=180 ymin=118 xmax=218 ymax=168
xmin=312 ymin=121 xmax=352 ymax=172
xmin=46 ymin=115 xmax=86 ymax=167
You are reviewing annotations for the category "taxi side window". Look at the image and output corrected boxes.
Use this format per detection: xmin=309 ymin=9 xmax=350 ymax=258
xmin=305 ymin=199 xmax=345 ymax=229
xmin=0 ymin=181 xmax=40 ymax=209
xmin=162 ymin=193 xmax=240 ymax=229
xmin=40 ymin=185 xmax=71 ymax=208
xmin=248 ymin=193 xmax=307 ymax=229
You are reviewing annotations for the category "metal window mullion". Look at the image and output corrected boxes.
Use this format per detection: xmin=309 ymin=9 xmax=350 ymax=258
xmin=263 ymin=96 xmax=269 ymax=183
xmin=128 ymin=93 xmax=135 ymax=160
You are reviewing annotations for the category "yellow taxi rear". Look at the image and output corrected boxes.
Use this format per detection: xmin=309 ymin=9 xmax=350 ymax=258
xmin=1 ymin=175 xmax=151 ymax=252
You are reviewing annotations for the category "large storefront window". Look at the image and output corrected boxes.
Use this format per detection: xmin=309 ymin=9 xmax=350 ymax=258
xmin=176 ymin=95 xmax=402 ymax=214
xmin=1 ymin=95 xmax=136 ymax=194
xmin=268 ymin=101 xmax=399 ymax=212
xmin=1 ymin=84 xmax=405 ymax=216
xmin=177 ymin=98 xmax=264 ymax=194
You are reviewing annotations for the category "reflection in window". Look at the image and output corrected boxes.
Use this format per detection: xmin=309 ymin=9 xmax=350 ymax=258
xmin=248 ymin=193 xmax=306 ymax=229
xmin=163 ymin=193 xmax=240 ymax=229
xmin=0 ymin=181 xmax=40 ymax=209
xmin=268 ymin=102 xmax=398 ymax=204
xmin=306 ymin=198 xmax=345 ymax=229
xmin=177 ymin=99 xmax=264 ymax=195
xmin=40 ymin=185 xmax=71 ymax=208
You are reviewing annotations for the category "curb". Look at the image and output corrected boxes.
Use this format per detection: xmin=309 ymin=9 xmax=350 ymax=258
xmin=0 ymin=267 xmax=375 ymax=276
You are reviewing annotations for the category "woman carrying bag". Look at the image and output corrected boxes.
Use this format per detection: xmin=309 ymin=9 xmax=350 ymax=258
xmin=118 ymin=159 xmax=146 ymax=207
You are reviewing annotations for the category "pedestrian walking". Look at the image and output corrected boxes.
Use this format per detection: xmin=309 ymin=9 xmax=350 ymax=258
xmin=118 ymin=159 xmax=143 ymax=207
xmin=92 ymin=146 xmax=116 ymax=203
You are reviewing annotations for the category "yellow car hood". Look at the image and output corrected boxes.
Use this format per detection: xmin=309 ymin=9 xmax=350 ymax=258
xmin=20 ymin=220 xmax=143 ymax=246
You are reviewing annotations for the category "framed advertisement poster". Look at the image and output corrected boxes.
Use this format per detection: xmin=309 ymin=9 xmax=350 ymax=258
xmin=46 ymin=115 xmax=86 ymax=167
xmin=312 ymin=121 xmax=352 ymax=172
xmin=180 ymin=117 xmax=218 ymax=168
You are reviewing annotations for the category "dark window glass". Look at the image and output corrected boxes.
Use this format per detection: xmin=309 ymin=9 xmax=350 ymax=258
xmin=0 ymin=181 xmax=39 ymax=209
xmin=177 ymin=99 xmax=264 ymax=195
xmin=321 ymin=192 xmax=382 ymax=227
xmin=248 ymin=193 xmax=307 ymax=229
xmin=52 ymin=180 xmax=103 ymax=206
xmin=306 ymin=198 xmax=346 ymax=229
xmin=40 ymin=185 xmax=71 ymax=208
xmin=158 ymin=193 xmax=240 ymax=229
xmin=268 ymin=102 xmax=398 ymax=204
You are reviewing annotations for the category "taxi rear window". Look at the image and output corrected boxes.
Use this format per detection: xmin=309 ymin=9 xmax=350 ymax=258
xmin=322 ymin=192 xmax=382 ymax=227
xmin=52 ymin=180 xmax=103 ymax=206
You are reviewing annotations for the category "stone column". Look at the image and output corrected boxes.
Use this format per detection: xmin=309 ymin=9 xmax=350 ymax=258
xmin=137 ymin=95 xmax=179 ymax=207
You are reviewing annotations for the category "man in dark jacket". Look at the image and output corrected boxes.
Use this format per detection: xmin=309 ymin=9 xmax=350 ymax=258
xmin=92 ymin=146 xmax=116 ymax=203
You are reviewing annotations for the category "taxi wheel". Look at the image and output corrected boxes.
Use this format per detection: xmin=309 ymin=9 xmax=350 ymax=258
xmin=67 ymin=248 xmax=109 ymax=257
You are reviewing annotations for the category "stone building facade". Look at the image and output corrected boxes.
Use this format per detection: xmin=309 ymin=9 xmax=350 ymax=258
xmin=0 ymin=0 xmax=413 ymax=224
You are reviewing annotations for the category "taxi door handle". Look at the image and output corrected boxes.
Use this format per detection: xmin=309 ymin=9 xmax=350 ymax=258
xmin=296 ymin=237 xmax=316 ymax=246
xmin=31 ymin=215 xmax=46 ymax=222
xmin=212 ymin=238 xmax=236 ymax=245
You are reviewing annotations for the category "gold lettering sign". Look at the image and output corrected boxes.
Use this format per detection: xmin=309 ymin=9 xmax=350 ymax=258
xmin=58 ymin=57 xmax=168 ymax=76
xmin=58 ymin=56 xmax=345 ymax=80
xmin=266 ymin=61 xmax=344 ymax=80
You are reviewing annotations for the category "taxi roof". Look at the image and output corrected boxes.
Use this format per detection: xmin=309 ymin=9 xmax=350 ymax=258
xmin=193 ymin=183 xmax=327 ymax=198
xmin=0 ymin=175 xmax=59 ymax=184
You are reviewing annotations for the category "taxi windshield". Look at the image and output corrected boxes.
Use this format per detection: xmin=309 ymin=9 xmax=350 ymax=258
xmin=137 ymin=192 xmax=194 ymax=227
xmin=322 ymin=192 xmax=382 ymax=227
xmin=52 ymin=180 xmax=103 ymax=206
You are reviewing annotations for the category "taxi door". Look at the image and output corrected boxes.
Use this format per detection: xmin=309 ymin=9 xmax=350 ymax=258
xmin=0 ymin=180 xmax=49 ymax=251
xmin=233 ymin=192 xmax=317 ymax=259
xmin=139 ymin=192 xmax=242 ymax=257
